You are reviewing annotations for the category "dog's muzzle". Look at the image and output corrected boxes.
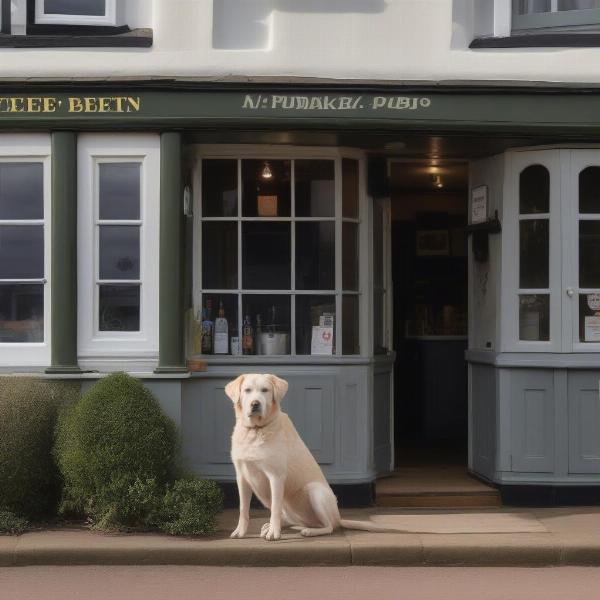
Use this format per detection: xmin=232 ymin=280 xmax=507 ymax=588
xmin=250 ymin=401 xmax=261 ymax=414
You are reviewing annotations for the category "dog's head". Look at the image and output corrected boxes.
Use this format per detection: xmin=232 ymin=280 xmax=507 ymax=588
xmin=224 ymin=373 xmax=288 ymax=427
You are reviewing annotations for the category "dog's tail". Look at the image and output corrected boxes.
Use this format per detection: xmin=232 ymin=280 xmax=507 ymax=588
xmin=339 ymin=519 xmax=410 ymax=533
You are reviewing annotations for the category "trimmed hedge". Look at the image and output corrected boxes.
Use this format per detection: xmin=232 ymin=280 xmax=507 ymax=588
xmin=0 ymin=510 xmax=28 ymax=536
xmin=0 ymin=378 xmax=79 ymax=518
xmin=54 ymin=372 xmax=181 ymax=530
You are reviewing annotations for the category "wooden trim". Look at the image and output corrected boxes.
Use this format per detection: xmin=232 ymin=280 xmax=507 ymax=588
xmin=0 ymin=28 xmax=152 ymax=47
xmin=470 ymin=33 xmax=600 ymax=48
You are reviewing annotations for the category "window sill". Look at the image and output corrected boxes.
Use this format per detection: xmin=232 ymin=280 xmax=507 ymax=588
xmin=0 ymin=28 xmax=153 ymax=48
xmin=470 ymin=33 xmax=600 ymax=48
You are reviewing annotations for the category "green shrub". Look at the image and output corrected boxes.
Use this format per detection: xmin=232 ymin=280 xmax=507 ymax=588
xmin=159 ymin=477 xmax=224 ymax=536
xmin=54 ymin=372 xmax=179 ymax=530
xmin=0 ymin=378 xmax=79 ymax=518
xmin=0 ymin=510 xmax=28 ymax=535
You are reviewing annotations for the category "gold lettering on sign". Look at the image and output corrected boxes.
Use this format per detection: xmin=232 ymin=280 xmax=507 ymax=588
xmin=67 ymin=96 xmax=142 ymax=113
xmin=0 ymin=96 xmax=142 ymax=114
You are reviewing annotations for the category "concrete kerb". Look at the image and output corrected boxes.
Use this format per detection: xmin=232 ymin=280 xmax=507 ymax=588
xmin=2 ymin=508 xmax=600 ymax=567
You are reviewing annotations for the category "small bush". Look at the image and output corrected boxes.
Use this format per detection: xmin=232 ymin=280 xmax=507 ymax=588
xmin=0 ymin=378 xmax=79 ymax=518
xmin=0 ymin=510 xmax=28 ymax=536
xmin=54 ymin=372 xmax=179 ymax=530
xmin=159 ymin=477 xmax=224 ymax=536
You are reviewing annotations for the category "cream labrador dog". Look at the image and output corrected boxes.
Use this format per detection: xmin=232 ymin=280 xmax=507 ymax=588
xmin=225 ymin=373 xmax=399 ymax=541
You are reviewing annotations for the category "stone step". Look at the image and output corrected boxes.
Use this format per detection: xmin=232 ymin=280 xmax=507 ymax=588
xmin=375 ymin=491 xmax=502 ymax=508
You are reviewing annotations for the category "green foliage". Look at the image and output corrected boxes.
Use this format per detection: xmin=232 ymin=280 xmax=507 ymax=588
xmin=54 ymin=372 xmax=180 ymax=530
xmin=159 ymin=477 xmax=224 ymax=536
xmin=0 ymin=510 xmax=28 ymax=536
xmin=0 ymin=378 xmax=79 ymax=518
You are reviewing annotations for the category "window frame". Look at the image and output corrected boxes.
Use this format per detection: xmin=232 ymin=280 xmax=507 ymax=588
xmin=0 ymin=134 xmax=51 ymax=367
xmin=33 ymin=0 xmax=116 ymax=27
xmin=191 ymin=144 xmax=367 ymax=360
xmin=77 ymin=134 xmax=159 ymax=367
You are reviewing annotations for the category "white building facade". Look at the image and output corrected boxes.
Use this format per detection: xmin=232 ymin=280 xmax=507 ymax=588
xmin=2 ymin=0 xmax=600 ymax=505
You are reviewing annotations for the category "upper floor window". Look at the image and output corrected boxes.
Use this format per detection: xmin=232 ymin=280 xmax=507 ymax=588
xmin=34 ymin=0 xmax=116 ymax=27
xmin=513 ymin=0 xmax=600 ymax=30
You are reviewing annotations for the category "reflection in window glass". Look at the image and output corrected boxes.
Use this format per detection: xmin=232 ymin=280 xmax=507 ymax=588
xmin=202 ymin=222 xmax=238 ymax=289
xmin=241 ymin=295 xmax=291 ymax=355
xmin=197 ymin=294 xmax=239 ymax=355
xmin=295 ymin=160 xmax=335 ymax=217
xmin=520 ymin=165 xmax=549 ymax=214
xmin=202 ymin=159 xmax=238 ymax=217
xmin=99 ymin=285 xmax=140 ymax=332
xmin=342 ymin=294 xmax=359 ymax=354
xmin=519 ymin=220 xmax=549 ymax=289
xmin=44 ymin=0 xmax=106 ymax=16
xmin=579 ymin=167 xmax=600 ymax=214
xmin=513 ymin=0 xmax=550 ymax=13
xmin=519 ymin=294 xmax=550 ymax=341
xmin=0 ymin=284 xmax=44 ymax=342
xmin=242 ymin=222 xmax=290 ymax=289
xmin=0 ymin=163 xmax=43 ymax=220
xmin=296 ymin=295 xmax=335 ymax=355
xmin=342 ymin=159 xmax=359 ymax=219
xmin=0 ymin=225 xmax=44 ymax=279
xmin=295 ymin=222 xmax=335 ymax=290
xmin=342 ymin=222 xmax=359 ymax=290
xmin=242 ymin=159 xmax=291 ymax=217
xmin=99 ymin=163 xmax=140 ymax=220
xmin=580 ymin=220 xmax=600 ymax=288
xmin=99 ymin=226 xmax=140 ymax=280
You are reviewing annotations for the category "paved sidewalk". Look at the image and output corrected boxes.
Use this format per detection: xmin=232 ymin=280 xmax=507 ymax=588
xmin=2 ymin=507 xmax=600 ymax=567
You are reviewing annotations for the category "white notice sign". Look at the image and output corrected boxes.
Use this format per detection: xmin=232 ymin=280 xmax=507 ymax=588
xmin=311 ymin=326 xmax=334 ymax=355
xmin=471 ymin=185 xmax=488 ymax=225
xmin=585 ymin=316 xmax=600 ymax=342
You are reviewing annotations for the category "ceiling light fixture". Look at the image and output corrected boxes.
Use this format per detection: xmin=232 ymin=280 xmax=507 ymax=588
xmin=261 ymin=162 xmax=273 ymax=180
xmin=432 ymin=174 xmax=444 ymax=189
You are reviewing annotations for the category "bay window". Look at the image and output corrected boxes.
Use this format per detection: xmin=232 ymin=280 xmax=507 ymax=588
xmin=0 ymin=135 xmax=50 ymax=366
xmin=34 ymin=0 xmax=116 ymax=26
xmin=191 ymin=148 xmax=364 ymax=358
xmin=513 ymin=0 xmax=600 ymax=30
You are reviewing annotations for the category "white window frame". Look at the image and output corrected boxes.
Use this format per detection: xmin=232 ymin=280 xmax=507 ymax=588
xmin=191 ymin=144 xmax=368 ymax=359
xmin=35 ymin=0 xmax=116 ymax=26
xmin=502 ymin=149 xmax=563 ymax=353
xmin=77 ymin=134 xmax=159 ymax=368
xmin=0 ymin=134 xmax=51 ymax=367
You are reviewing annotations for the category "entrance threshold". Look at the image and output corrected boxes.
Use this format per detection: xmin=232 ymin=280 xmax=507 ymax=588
xmin=376 ymin=446 xmax=501 ymax=508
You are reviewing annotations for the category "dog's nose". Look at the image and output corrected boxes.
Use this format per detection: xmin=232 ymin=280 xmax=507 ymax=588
xmin=251 ymin=400 xmax=260 ymax=411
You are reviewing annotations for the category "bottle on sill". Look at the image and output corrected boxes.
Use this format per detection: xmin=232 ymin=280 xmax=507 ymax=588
xmin=242 ymin=315 xmax=254 ymax=355
xmin=255 ymin=313 xmax=262 ymax=355
xmin=214 ymin=300 xmax=229 ymax=354
xmin=192 ymin=308 xmax=203 ymax=355
xmin=201 ymin=302 xmax=214 ymax=355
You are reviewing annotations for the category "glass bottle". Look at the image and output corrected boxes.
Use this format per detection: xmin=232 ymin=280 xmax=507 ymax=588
xmin=201 ymin=302 xmax=214 ymax=354
xmin=214 ymin=300 xmax=229 ymax=354
xmin=255 ymin=313 xmax=263 ymax=355
xmin=242 ymin=315 xmax=254 ymax=355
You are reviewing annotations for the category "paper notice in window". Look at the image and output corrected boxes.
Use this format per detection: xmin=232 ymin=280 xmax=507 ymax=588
xmin=585 ymin=316 xmax=600 ymax=342
xmin=311 ymin=326 xmax=334 ymax=355
xmin=257 ymin=195 xmax=278 ymax=216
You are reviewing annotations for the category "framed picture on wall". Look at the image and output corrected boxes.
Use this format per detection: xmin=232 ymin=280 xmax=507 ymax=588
xmin=416 ymin=229 xmax=450 ymax=256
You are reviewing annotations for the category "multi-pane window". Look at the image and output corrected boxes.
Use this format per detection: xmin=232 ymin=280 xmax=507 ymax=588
xmin=513 ymin=0 xmax=600 ymax=30
xmin=97 ymin=162 xmax=141 ymax=333
xmin=0 ymin=162 xmax=45 ymax=344
xmin=194 ymin=154 xmax=361 ymax=357
xmin=577 ymin=167 xmax=600 ymax=342
xmin=518 ymin=164 xmax=551 ymax=342
xmin=34 ymin=0 xmax=116 ymax=26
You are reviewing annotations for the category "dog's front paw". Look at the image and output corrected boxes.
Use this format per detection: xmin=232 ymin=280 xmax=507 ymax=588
xmin=230 ymin=525 xmax=248 ymax=538
xmin=262 ymin=523 xmax=281 ymax=541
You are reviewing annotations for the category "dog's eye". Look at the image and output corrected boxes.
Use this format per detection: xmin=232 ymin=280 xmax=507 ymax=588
xmin=261 ymin=388 xmax=269 ymax=393
xmin=244 ymin=388 xmax=252 ymax=393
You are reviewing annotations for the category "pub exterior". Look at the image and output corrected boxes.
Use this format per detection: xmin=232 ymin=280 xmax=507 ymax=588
xmin=2 ymin=0 xmax=600 ymax=506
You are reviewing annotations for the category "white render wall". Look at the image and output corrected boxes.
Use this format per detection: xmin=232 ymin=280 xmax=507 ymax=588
xmin=2 ymin=0 xmax=600 ymax=84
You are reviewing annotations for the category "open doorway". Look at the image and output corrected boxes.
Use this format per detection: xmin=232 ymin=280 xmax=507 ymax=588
xmin=376 ymin=160 xmax=499 ymax=507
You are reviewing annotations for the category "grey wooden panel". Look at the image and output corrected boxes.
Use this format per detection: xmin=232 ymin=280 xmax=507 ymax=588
xmin=510 ymin=370 xmax=555 ymax=473
xmin=340 ymin=381 xmax=360 ymax=467
xmin=569 ymin=371 xmax=600 ymax=474
xmin=373 ymin=369 xmax=392 ymax=475
xmin=470 ymin=365 xmax=496 ymax=479
xmin=284 ymin=376 xmax=335 ymax=464
xmin=182 ymin=380 xmax=235 ymax=465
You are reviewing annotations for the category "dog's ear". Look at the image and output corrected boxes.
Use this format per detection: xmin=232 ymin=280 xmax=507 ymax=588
xmin=267 ymin=374 xmax=289 ymax=404
xmin=225 ymin=374 xmax=245 ymax=405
